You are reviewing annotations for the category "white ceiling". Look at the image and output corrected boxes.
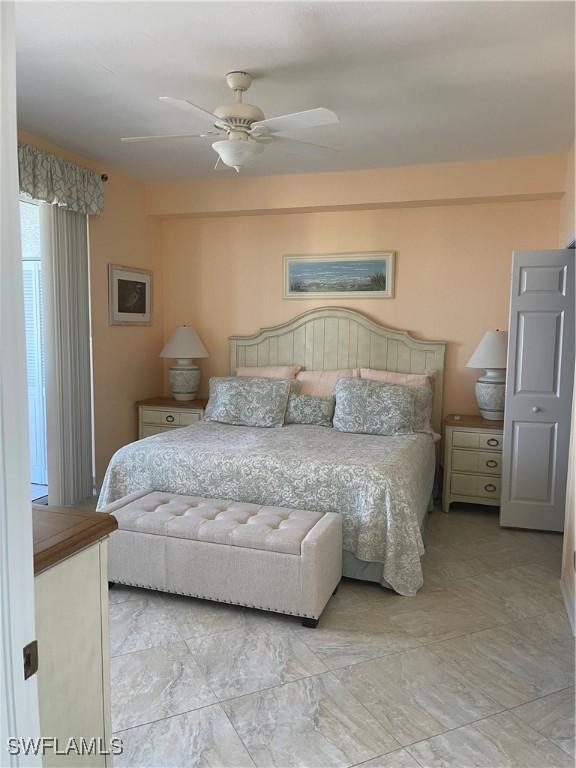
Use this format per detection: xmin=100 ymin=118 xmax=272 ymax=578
xmin=16 ymin=1 xmax=575 ymax=181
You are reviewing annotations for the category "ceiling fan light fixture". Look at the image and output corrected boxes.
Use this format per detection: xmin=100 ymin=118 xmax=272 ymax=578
xmin=124 ymin=71 xmax=340 ymax=171
xmin=211 ymin=138 xmax=264 ymax=172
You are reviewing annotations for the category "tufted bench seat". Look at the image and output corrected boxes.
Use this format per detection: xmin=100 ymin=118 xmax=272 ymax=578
xmin=102 ymin=490 xmax=342 ymax=626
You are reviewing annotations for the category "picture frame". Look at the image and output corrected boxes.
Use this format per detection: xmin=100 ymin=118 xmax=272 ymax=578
xmin=283 ymin=252 xmax=396 ymax=299
xmin=108 ymin=264 xmax=152 ymax=326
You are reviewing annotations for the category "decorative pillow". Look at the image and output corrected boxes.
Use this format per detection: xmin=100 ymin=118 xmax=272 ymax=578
xmin=333 ymin=378 xmax=415 ymax=436
xmin=204 ymin=377 xmax=291 ymax=428
xmin=285 ymin=394 xmax=335 ymax=427
xmin=296 ymin=369 xmax=359 ymax=396
xmin=360 ymin=368 xmax=434 ymax=434
xmin=360 ymin=368 xmax=435 ymax=388
xmin=236 ymin=365 xmax=302 ymax=379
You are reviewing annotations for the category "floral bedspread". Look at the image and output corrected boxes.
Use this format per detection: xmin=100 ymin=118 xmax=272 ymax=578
xmin=97 ymin=421 xmax=435 ymax=595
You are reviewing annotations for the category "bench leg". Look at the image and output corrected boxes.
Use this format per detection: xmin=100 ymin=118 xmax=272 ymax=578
xmin=301 ymin=617 xmax=319 ymax=628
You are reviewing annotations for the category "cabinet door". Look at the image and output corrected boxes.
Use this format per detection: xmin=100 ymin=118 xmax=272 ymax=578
xmin=501 ymin=250 xmax=575 ymax=531
xmin=35 ymin=544 xmax=110 ymax=766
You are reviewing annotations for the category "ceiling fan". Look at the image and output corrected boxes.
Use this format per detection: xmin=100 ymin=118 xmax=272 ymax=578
xmin=121 ymin=71 xmax=339 ymax=172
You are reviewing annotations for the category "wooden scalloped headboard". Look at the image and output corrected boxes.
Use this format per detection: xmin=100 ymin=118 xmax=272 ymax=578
xmin=229 ymin=307 xmax=447 ymax=434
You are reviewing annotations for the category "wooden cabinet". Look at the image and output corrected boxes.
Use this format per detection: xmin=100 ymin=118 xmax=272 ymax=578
xmin=136 ymin=397 xmax=207 ymax=439
xmin=442 ymin=414 xmax=504 ymax=513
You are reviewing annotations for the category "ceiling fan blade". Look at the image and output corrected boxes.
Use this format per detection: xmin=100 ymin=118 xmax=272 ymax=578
xmin=251 ymin=107 xmax=338 ymax=136
xmin=159 ymin=96 xmax=224 ymax=127
xmin=121 ymin=131 xmax=220 ymax=143
xmin=263 ymin=135 xmax=338 ymax=157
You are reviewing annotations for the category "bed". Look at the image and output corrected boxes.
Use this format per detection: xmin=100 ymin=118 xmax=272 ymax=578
xmin=98 ymin=307 xmax=446 ymax=596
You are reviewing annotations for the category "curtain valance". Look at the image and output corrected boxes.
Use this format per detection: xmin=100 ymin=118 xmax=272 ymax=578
xmin=18 ymin=142 xmax=104 ymax=216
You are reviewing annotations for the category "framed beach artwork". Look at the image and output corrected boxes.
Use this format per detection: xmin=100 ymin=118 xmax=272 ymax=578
xmin=283 ymin=252 xmax=395 ymax=299
xmin=108 ymin=264 xmax=152 ymax=326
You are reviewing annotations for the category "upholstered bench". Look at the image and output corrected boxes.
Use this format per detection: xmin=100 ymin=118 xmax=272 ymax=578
xmin=102 ymin=490 xmax=342 ymax=627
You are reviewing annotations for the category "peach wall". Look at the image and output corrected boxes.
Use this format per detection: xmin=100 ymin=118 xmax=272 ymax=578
xmin=18 ymin=131 xmax=164 ymax=484
xmin=15 ymin=133 xmax=571 ymax=483
xmin=88 ymin=178 xmax=163 ymax=483
xmin=160 ymin=198 xmax=560 ymax=416
xmin=559 ymin=144 xmax=575 ymax=247
xmin=147 ymin=153 xmax=565 ymax=218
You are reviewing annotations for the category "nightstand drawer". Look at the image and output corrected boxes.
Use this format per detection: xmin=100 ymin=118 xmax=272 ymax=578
xmin=451 ymin=473 xmax=501 ymax=500
xmin=452 ymin=431 xmax=481 ymax=449
xmin=137 ymin=398 xmax=207 ymax=442
xmin=140 ymin=425 xmax=176 ymax=438
xmin=452 ymin=449 xmax=502 ymax=476
xmin=180 ymin=411 xmax=203 ymax=426
xmin=478 ymin=433 xmax=502 ymax=451
xmin=141 ymin=408 xmax=182 ymax=426
xmin=452 ymin=430 xmax=502 ymax=452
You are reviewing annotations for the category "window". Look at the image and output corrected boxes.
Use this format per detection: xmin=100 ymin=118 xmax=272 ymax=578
xmin=20 ymin=199 xmax=48 ymax=499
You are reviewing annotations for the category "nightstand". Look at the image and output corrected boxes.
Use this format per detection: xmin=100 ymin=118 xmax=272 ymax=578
xmin=442 ymin=414 xmax=504 ymax=513
xmin=136 ymin=397 xmax=208 ymax=439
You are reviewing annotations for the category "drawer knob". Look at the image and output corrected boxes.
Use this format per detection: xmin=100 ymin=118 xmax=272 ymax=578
xmin=484 ymin=483 xmax=497 ymax=493
xmin=487 ymin=438 xmax=499 ymax=447
xmin=166 ymin=415 xmax=175 ymax=423
xmin=532 ymin=406 xmax=540 ymax=413
xmin=486 ymin=459 xmax=498 ymax=468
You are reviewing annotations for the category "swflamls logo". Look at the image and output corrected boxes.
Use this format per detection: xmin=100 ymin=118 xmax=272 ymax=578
xmin=7 ymin=737 xmax=124 ymax=756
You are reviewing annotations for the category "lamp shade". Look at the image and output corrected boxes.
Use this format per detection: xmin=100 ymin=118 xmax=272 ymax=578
xmin=466 ymin=330 xmax=508 ymax=369
xmin=160 ymin=325 xmax=208 ymax=359
xmin=212 ymin=139 xmax=264 ymax=172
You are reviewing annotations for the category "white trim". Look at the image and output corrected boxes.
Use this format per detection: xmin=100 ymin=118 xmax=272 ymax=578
xmin=560 ymin=578 xmax=575 ymax=635
xmin=0 ymin=2 xmax=41 ymax=763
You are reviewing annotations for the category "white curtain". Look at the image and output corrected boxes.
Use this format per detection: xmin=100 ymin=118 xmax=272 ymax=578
xmin=0 ymin=1 xmax=41 ymax=759
xmin=40 ymin=203 xmax=93 ymax=505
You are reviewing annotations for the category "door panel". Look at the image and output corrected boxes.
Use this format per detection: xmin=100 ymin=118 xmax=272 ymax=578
xmin=519 ymin=265 xmax=567 ymax=295
xmin=514 ymin=311 xmax=562 ymax=395
xmin=509 ymin=422 xmax=556 ymax=503
xmin=501 ymin=250 xmax=574 ymax=531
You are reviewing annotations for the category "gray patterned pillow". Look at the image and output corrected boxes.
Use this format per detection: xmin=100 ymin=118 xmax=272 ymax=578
xmin=285 ymin=394 xmax=335 ymax=427
xmin=412 ymin=386 xmax=434 ymax=434
xmin=205 ymin=377 xmax=291 ymax=428
xmin=333 ymin=379 xmax=415 ymax=435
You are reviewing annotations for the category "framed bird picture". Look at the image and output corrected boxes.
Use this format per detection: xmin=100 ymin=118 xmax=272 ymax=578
xmin=108 ymin=264 xmax=152 ymax=326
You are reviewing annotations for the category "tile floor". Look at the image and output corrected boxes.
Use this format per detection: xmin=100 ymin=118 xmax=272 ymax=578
xmin=108 ymin=504 xmax=574 ymax=768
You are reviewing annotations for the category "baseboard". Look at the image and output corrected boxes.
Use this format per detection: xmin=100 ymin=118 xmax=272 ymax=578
xmin=560 ymin=578 xmax=575 ymax=636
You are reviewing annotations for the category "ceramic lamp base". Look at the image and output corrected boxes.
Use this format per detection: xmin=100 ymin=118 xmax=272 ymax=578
xmin=169 ymin=360 xmax=201 ymax=401
xmin=475 ymin=369 xmax=505 ymax=420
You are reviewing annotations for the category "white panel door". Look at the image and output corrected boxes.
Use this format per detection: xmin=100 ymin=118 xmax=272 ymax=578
xmin=501 ymin=250 xmax=575 ymax=531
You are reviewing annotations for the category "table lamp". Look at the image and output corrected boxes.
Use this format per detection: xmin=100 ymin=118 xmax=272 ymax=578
xmin=160 ymin=325 xmax=208 ymax=400
xmin=466 ymin=330 xmax=508 ymax=420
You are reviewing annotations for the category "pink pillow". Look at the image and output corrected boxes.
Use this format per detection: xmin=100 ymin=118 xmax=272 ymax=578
xmin=296 ymin=369 xmax=358 ymax=396
xmin=236 ymin=365 xmax=302 ymax=379
xmin=360 ymin=368 xmax=434 ymax=390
